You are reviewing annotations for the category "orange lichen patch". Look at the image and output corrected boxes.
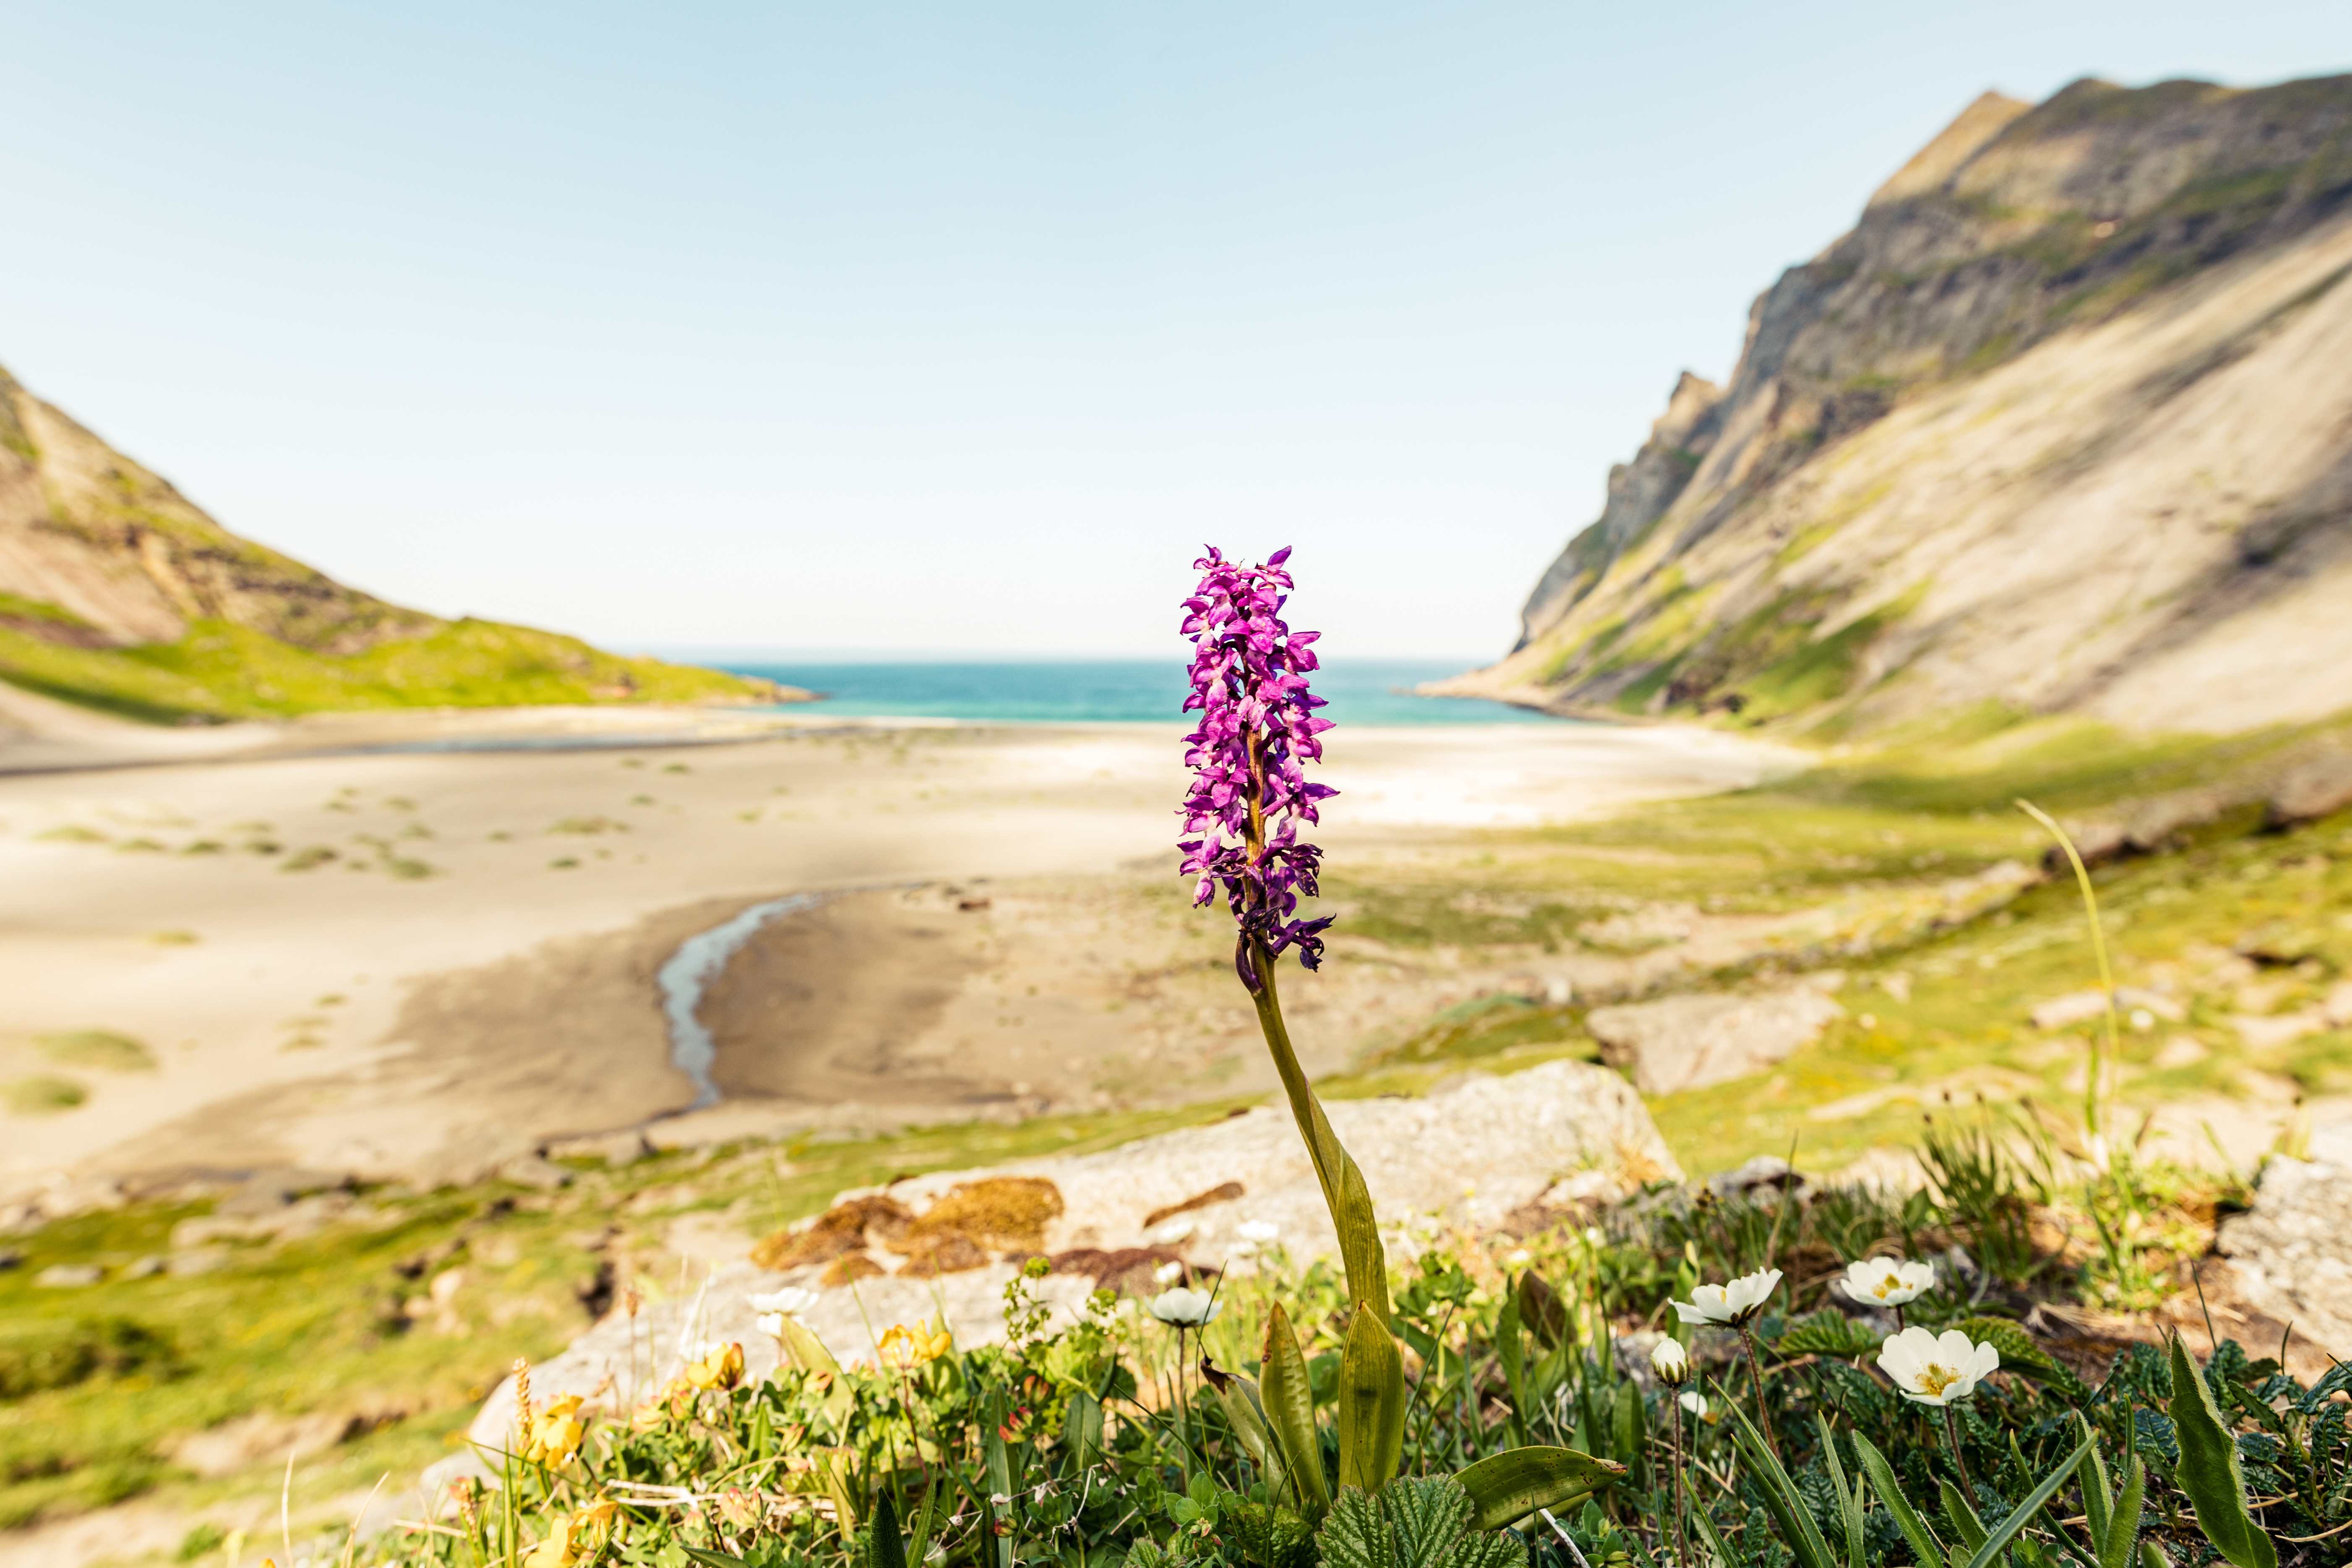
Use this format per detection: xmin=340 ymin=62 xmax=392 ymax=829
xmin=900 ymin=1177 xmax=1064 ymax=1254
xmin=895 ymin=1231 xmax=989 ymax=1276
xmin=1142 ymin=1181 xmax=1244 ymax=1230
xmin=819 ymin=1253 xmax=886 ymax=1287
xmin=751 ymin=1195 xmax=913 ymax=1270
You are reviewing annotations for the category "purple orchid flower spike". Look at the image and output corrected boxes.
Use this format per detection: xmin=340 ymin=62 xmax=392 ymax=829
xmin=1176 ymin=547 xmax=1395 ymax=1339
xmin=1177 ymin=545 xmax=1338 ymax=991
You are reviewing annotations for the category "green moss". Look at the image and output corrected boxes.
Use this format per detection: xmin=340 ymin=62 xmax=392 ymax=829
xmin=0 ymin=617 xmax=767 ymax=724
xmin=35 ymin=1031 xmax=156 ymax=1074
xmin=4 ymin=1076 xmax=88 ymax=1115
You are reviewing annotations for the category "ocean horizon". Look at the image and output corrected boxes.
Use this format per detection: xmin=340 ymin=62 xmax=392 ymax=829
xmin=686 ymin=655 xmax=1567 ymax=727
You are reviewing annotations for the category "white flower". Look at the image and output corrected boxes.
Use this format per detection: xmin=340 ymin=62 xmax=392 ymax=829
xmin=756 ymin=1312 xmax=787 ymax=1339
xmin=1150 ymin=1218 xmax=1196 ymax=1244
xmin=1504 ymin=1248 xmax=1532 ymax=1266
xmin=1840 ymin=1257 xmax=1935 ymax=1307
xmin=748 ymin=1286 xmax=821 ymax=1318
xmin=1672 ymin=1268 xmax=1782 ymax=1325
xmin=1152 ymin=1260 xmax=1185 ymax=1285
xmin=1649 ymin=1338 xmax=1690 ymax=1385
xmin=1237 ymin=1221 xmax=1279 ymax=1243
xmin=1145 ymin=1286 xmax=1221 ymax=1327
xmin=1678 ymin=1391 xmax=1708 ymax=1417
xmin=1876 ymin=1325 xmax=2000 ymax=1406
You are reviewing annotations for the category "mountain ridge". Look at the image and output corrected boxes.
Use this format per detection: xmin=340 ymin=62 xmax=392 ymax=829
xmin=0 ymin=363 xmax=788 ymax=721
xmin=1447 ymin=72 xmax=2352 ymax=737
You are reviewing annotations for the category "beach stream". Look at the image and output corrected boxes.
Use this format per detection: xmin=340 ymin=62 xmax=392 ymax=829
xmin=657 ymin=893 xmax=825 ymax=1107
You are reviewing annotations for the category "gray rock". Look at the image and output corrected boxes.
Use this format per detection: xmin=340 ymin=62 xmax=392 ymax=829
xmin=1587 ymin=986 xmax=1845 ymax=1095
xmin=35 ymin=1263 xmax=102 ymax=1288
xmin=120 ymin=1255 xmax=166 ymax=1280
xmin=2217 ymin=1121 xmax=2352 ymax=1360
xmin=168 ymin=1411 xmax=352 ymax=1478
xmin=456 ymin=1059 xmax=1682 ymax=1456
xmin=217 ymin=1166 xmax=352 ymax=1217
xmin=2267 ymin=751 xmax=2352 ymax=829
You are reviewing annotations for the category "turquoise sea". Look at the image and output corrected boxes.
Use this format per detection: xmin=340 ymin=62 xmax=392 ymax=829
xmin=712 ymin=657 xmax=1562 ymax=726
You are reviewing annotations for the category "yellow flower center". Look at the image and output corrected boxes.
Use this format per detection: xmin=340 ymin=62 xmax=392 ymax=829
xmin=1915 ymin=1362 xmax=1959 ymax=1396
xmin=1872 ymin=1272 xmax=1900 ymax=1299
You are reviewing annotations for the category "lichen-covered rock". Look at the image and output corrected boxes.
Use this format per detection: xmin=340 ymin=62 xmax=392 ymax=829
xmin=456 ymin=1058 xmax=1681 ymax=1456
xmin=2216 ymin=1121 xmax=2352 ymax=1360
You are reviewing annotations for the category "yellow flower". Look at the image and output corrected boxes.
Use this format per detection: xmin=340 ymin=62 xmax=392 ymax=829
xmin=524 ymin=1394 xmax=586 ymax=1466
xmin=684 ymin=1341 xmax=746 ymax=1391
xmin=522 ymin=1498 xmax=617 ymax=1568
xmin=877 ymin=1320 xmax=952 ymax=1370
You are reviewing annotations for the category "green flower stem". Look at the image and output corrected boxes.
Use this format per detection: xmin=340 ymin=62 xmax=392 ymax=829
xmin=1668 ymin=1394 xmax=1691 ymax=1568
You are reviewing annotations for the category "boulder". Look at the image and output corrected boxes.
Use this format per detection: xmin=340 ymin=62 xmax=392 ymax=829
xmin=1586 ymin=986 xmax=1844 ymax=1095
xmin=2267 ymin=751 xmax=2352 ymax=829
xmin=2216 ymin=1120 xmax=2352 ymax=1360
xmin=458 ymin=1059 xmax=1680 ymax=1451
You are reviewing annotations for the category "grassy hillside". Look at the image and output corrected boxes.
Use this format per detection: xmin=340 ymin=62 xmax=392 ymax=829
xmin=0 ymin=612 xmax=775 ymax=724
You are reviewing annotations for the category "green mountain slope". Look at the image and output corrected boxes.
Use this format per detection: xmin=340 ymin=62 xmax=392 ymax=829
xmin=0 ymin=363 xmax=785 ymax=723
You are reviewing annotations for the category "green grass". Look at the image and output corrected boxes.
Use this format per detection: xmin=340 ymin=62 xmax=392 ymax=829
xmin=3 ymin=1075 xmax=88 ymax=1115
xmin=0 ymin=1098 xmax=1252 ymax=1529
xmin=35 ymin=1031 xmax=158 ymax=1074
xmin=0 ymin=617 xmax=769 ymax=725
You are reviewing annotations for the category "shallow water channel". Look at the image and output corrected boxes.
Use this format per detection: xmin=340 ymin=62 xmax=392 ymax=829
xmin=656 ymin=892 xmax=826 ymax=1107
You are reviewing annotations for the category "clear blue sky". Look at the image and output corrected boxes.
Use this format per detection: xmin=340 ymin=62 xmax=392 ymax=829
xmin=4 ymin=4 xmax=2347 ymax=661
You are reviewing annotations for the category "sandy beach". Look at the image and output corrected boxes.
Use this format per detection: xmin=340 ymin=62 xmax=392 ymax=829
xmin=0 ymin=705 xmax=1804 ymax=1200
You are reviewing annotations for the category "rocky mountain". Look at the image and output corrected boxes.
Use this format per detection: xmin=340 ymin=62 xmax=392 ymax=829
xmin=0 ymin=362 xmax=785 ymax=721
xmin=1442 ymin=74 xmax=2352 ymax=736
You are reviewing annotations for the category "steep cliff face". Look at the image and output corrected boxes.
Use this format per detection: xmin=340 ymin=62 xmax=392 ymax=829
xmin=0 ymin=364 xmax=782 ymax=720
xmin=1464 ymin=74 xmax=2352 ymax=735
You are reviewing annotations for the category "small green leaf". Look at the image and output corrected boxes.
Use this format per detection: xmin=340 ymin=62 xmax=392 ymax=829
xmin=1262 ymin=1301 xmax=1330 ymax=1516
xmin=1852 ymin=1431 xmax=1945 ymax=1568
xmin=1723 ymin=1391 xmax=1838 ymax=1568
xmin=1776 ymin=1310 xmax=1883 ymax=1358
xmin=866 ymin=1489 xmax=907 ymax=1568
xmin=1815 ymin=1415 xmax=1867 ymax=1568
xmin=2167 ymin=1337 xmax=2277 ymax=1568
xmin=684 ymin=1551 xmax=751 ymax=1568
xmin=1336 ymin=1303 xmax=1407 ymax=1494
xmin=1452 ymin=1446 xmax=1624 ymax=1530
xmin=1959 ymin=1435 xmax=2095 ymax=1568
xmin=2100 ymin=1454 xmax=2146 ymax=1568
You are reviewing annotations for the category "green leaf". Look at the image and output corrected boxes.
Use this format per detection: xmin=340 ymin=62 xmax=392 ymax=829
xmin=1516 ymin=1272 xmax=1567 ymax=1350
xmin=683 ymin=1551 xmax=751 ymax=1568
xmin=1452 ymin=1446 xmax=1624 ymax=1530
xmin=772 ymin=1314 xmax=841 ymax=1378
xmin=1317 ymin=1476 xmax=1520 ymax=1568
xmin=866 ymin=1490 xmax=907 ymax=1568
xmin=1611 ymin=1380 xmax=1647 ymax=1488
xmin=1722 ymin=1390 xmax=1838 ymax=1568
xmin=1776 ymin=1310 xmax=1883 ymax=1359
xmin=2167 ymin=1337 xmax=2277 ymax=1568
xmin=1959 ymin=1434 xmax=2095 ymax=1568
xmin=1940 ymin=1479 xmax=1988 ymax=1555
xmin=1063 ymin=1388 xmax=1105 ymax=1471
xmin=1495 ymin=1297 xmax=1528 ymax=1444
xmin=1336 ymin=1303 xmax=1407 ymax=1494
xmin=1852 ymin=1431 xmax=1946 ymax=1568
xmin=983 ymin=1391 xmax=1014 ymax=1568
xmin=2100 ymin=1454 xmax=2146 ymax=1568
xmin=1320 ymin=1487 xmax=1391 ymax=1568
xmin=1261 ymin=1301 xmax=1331 ymax=1516
xmin=2076 ymin=1415 xmax=2113 ymax=1550
xmin=1815 ymin=1415 xmax=1867 ymax=1568
xmin=1219 ymin=1373 xmax=1285 ymax=1488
